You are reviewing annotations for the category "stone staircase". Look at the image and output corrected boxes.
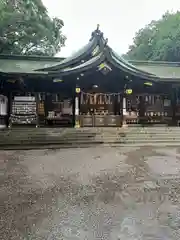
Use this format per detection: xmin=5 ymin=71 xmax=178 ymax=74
xmin=115 ymin=127 xmax=180 ymax=146
xmin=90 ymin=127 xmax=180 ymax=146
xmin=0 ymin=126 xmax=180 ymax=149
xmin=0 ymin=128 xmax=101 ymax=149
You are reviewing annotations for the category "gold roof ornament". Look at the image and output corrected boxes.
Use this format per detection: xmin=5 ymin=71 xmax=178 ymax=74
xmin=98 ymin=62 xmax=112 ymax=75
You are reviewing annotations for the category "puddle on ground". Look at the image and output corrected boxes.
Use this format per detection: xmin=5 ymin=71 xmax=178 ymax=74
xmin=155 ymin=148 xmax=180 ymax=158
xmin=146 ymin=155 xmax=180 ymax=176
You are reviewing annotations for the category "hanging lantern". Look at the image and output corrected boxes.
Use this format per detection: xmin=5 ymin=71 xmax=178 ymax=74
xmin=75 ymin=87 xmax=81 ymax=93
xmin=53 ymin=79 xmax=63 ymax=83
xmin=144 ymin=82 xmax=153 ymax=86
xmin=7 ymin=79 xmax=16 ymax=83
xmin=125 ymin=89 xmax=133 ymax=95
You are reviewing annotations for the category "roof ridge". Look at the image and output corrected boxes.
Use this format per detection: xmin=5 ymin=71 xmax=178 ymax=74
xmin=0 ymin=54 xmax=64 ymax=62
xmin=129 ymin=60 xmax=180 ymax=66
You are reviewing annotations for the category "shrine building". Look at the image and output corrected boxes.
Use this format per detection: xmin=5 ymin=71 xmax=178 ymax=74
xmin=0 ymin=25 xmax=180 ymax=128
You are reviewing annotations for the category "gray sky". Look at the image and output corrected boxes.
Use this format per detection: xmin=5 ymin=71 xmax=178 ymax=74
xmin=42 ymin=0 xmax=180 ymax=57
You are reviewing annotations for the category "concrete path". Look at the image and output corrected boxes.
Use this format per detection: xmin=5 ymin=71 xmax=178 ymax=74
xmin=1 ymin=146 xmax=180 ymax=239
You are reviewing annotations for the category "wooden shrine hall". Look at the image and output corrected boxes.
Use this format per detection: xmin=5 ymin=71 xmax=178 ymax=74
xmin=0 ymin=25 xmax=180 ymax=128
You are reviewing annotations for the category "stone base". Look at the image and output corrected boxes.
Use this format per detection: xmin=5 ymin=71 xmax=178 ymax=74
xmin=122 ymin=120 xmax=128 ymax=128
xmin=75 ymin=120 xmax=80 ymax=128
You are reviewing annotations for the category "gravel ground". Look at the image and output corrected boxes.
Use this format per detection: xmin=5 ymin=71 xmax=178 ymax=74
xmin=1 ymin=146 xmax=180 ymax=239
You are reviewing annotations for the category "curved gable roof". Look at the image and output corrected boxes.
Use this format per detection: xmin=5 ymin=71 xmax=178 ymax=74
xmin=36 ymin=26 xmax=104 ymax=72
xmin=1 ymin=26 xmax=180 ymax=81
xmin=36 ymin=25 xmax=160 ymax=81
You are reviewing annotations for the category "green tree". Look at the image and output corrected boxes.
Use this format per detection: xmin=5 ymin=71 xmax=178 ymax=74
xmin=125 ymin=11 xmax=180 ymax=61
xmin=0 ymin=0 xmax=66 ymax=56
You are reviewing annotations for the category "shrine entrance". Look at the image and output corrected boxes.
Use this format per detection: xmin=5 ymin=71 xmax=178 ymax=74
xmin=79 ymin=91 xmax=122 ymax=127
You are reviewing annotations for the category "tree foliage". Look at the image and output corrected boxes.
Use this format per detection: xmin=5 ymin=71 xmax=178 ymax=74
xmin=0 ymin=0 xmax=66 ymax=56
xmin=125 ymin=11 xmax=180 ymax=61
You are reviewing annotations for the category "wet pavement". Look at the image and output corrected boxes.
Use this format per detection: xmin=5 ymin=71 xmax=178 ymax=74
xmin=1 ymin=146 xmax=180 ymax=239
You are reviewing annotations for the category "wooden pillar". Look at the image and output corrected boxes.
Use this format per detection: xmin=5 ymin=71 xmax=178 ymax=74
xmin=35 ymin=93 xmax=39 ymax=128
xmin=122 ymin=96 xmax=127 ymax=127
xmin=74 ymin=86 xmax=80 ymax=128
xmin=139 ymin=95 xmax=145 ymax=124
xmin=171 ymin=86 xmax=178 ymax=125
xmin=8 ymin=92 xmax=12 ymax=128
xmin=6 ymin=91 xmax=11 ymax=128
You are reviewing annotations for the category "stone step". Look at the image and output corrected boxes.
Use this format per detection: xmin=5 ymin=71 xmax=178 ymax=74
xmin=0 ymin=139 xmax=180 ymax=149
xmin=2 ymin=128 xmax=180 ymax=135
xmin=97 ymin=137 xmax=180 ymax=141
xmin=2 ymin=138 xmax=179 ymax=144
xmin=106 ymin=129 xmax=179 ymax=132
xmin=1 ymin=127 xmax=180 ymax=149
xmin=5 ymin=136 xmax=180 ymax=141
xmin=0 ymin=137 xmax=179 ymax=143
xmin=122 ymin=135 xmax=180 ymax=138
xmin=103 ymin=142 xmax=180 ymax=147
xmin=0 ymin=139 xmax=104 ymax=145
xmin=1 ymin=132 xmax=180 ymax=139
xmin=97 ymin=133 xmax=180 ymax=136
xmin=95 ymin=137 xmax=180 ymax=141
xmin=2 ymin=142 xmax=180 ymax=150
xmin=0 ymin=139 xmax=180 ymax=150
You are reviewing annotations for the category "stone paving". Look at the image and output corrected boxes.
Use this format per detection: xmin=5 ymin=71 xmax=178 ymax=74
xmin=1 ymin=146 xmax=180 ymax=239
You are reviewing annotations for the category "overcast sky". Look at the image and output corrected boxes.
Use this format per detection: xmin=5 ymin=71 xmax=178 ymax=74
xmin=42 ymin=0 xmax=180 ymax=57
